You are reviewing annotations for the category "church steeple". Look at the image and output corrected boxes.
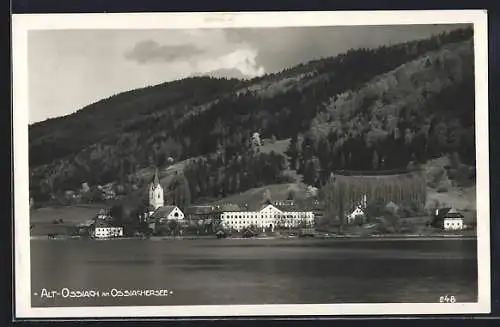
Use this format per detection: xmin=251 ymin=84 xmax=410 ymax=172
xmin=151 ymin=167 xmax=160 ymax=187
xmin=149 ymin=166 xmax=164 ymax=210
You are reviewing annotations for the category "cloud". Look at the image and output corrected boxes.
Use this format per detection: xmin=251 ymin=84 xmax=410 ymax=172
xmin=195 ymin=48 xmax=265 ymax=78
xmin=124 ymin=39 xmax=205 ymax=64
xmin=224 ymin=25 xmax=467 ymax=74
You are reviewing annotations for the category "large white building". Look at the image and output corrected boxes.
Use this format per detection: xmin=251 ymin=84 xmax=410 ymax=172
xmin=220 ymin=203 xmax=315 ymax=232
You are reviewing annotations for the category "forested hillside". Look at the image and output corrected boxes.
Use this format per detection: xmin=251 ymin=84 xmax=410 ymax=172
xmin=291 ymin=39 xmax=475 ymax=188
xmin=29 ymin=27 xmax=475 ymax=207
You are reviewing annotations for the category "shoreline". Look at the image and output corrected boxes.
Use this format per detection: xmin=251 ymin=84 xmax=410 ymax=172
xmin=30 ymin=233 xmax=477 ymax=241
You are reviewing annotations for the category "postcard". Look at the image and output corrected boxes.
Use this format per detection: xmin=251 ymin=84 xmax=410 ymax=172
xmin=12 ymin=10 xmax=490 ymax=318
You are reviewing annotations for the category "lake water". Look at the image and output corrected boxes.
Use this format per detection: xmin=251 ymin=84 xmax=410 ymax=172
xmin=30 ymin=238 xmax=478 ymax=307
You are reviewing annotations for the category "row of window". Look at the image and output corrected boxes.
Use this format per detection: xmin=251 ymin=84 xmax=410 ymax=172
xmin=223 ymin=218 xmax=312 ymax=224
xmin=224 ymin=220 xmax=271 ymax=226
xmin=224 ymin=221 xmax=305 ymax=226
xmin=94 ymin=227 xmax=123 ymax=237
xmin=444 ymin=222 xmax=463 ymax=229
xmin=222 ymin=213 xmax=313 ymax=219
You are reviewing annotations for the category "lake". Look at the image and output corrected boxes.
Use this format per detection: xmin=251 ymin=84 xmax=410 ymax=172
xmin=30 ymin=238 xmax=478 ymax=307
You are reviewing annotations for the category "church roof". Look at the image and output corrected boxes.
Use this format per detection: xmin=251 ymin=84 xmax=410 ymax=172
xmin=150 ymin=205 xmax=178 ymax=219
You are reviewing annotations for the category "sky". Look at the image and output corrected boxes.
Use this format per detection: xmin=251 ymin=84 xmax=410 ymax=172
xmin=28 ymin=24 xmax=466 ymax=124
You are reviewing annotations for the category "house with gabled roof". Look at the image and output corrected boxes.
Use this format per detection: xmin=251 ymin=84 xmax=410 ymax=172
xmin=185 ymin=205 xmax=218 ymax=225
xmin=90 ymin=213 xmax=123 ymax=239
xmin=431 ymin=207 xmax=465 ymax=231
xmin=149 ymin=205 xmax=184 ymax=224
xmin=346 ymin=195 xmax=368 ymax=224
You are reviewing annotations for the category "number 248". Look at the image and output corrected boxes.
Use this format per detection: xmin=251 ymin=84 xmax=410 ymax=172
xmin=439 ymin=295 xmax=456 ymax=303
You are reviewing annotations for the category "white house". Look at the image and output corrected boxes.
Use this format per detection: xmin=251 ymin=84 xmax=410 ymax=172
xmin=435 ymin=207 xmax=465 ymax=231
xmin=220 ymin=203 xmax=314 ymax=232
xmin=347 ymin=207 xmax=366 ymax=224
xmin=92 ymin=216 xmax=124 ymax=238
xmin=443 ymin=217 xmax=464 ymax=231
xmin=442 ymin=208 xmax=464 ymax=231
xmin=347 ymin=195 xmax=368 ymax=224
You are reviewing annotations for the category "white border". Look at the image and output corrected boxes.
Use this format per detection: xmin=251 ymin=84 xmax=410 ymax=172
xmin=12 ymin=10 xmax=490 ymax=318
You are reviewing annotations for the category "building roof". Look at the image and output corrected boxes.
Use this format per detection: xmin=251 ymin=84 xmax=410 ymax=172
xmin=444 ymin=212 xmax=465 ymax=219
xmin=94 ymin=219 xmax=112 ymax=228
xmin=150 ymin=205 xmax=178 ymax=219
xmin=216 ymin=203 xmax=243 ymax=212
xmin=185 ymin=205 xmax=216 ymax=215
xmin=236 ymin=203 xmax=314 ymax=213
xmin=274 ymin=204 xmax=300 ymax=212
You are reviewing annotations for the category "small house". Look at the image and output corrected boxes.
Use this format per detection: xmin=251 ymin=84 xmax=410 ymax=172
xmin=430 ymin=207 xmax=465 ymax=230
xmin=347 ymin=195 xmax=368 ymax=224
xmin=347 ymin=207 xmax=366 ymax=224
xmin=185 ymin=205 xmax=219 ymax=225
xmin=443 ymin=208 xmax=465 ymax=231
xmin=92 ymin=218 xmax=123 ymax=238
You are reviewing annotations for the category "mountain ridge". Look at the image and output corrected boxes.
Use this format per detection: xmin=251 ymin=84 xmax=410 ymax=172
xmin=28 ymin=27 xmax=475 ymax=210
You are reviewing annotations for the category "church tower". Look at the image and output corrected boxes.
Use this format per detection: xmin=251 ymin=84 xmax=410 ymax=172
xmin=149 ymin=167 xmax=164 ymax=210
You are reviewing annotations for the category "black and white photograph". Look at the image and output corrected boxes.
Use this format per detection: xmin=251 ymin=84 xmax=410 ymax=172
xmin=12 ymin=10 xmax=490 ymax=318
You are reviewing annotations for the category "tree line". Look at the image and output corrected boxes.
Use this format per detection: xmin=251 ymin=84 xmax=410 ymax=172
xmin=183 ymin=148 xmax=289 ymax=203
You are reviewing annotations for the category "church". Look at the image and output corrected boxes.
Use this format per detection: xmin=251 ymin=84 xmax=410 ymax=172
xmin=145 ymin=168 xmax=185 ymax=225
